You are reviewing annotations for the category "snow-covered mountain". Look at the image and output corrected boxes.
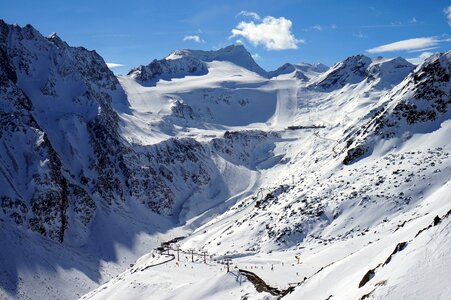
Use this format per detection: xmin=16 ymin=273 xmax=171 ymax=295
xmin=310 ymin=54 xmax=414 ymax=91
xmin=343 ymin=52 xmax=450 ymax=165
xmin=128 ymin=44 xmax=267 ymax=84
xmin=268 ymin=62 xmax=328 ymax=80
xmin=0 ymin=20 xmax=122 ymax=244
xmin=0 ymin=20 xmax=450 ymax=300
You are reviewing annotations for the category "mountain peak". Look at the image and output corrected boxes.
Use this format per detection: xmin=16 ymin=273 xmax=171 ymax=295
xmin=166 ymin=44 xmax=247 ymax=59
xmin=310 ymin=54 xmax=415 ymax=90
xmin=268 ymin=62 xmax=329 ymax=79
xmin=48 ymin=32 xmax=59 ymax=39
xmin=366 ymin=56 xmax=414 ymax=87
xmin=129 ymin=44 xmax=267 ymax=82
xmin=0 ymin=20 xmax=41 ymax=41
xmin=166 ymin=44 xmax=266 ymax=76
xmin=47 ymin=32 xmax=68 ymax=48
xmin=308 ymin=55 xmax=371 ymax=90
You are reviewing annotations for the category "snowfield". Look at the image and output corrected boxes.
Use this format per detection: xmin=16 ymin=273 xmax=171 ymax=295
xmin=0 ymin=21 xmax=450 ymax=300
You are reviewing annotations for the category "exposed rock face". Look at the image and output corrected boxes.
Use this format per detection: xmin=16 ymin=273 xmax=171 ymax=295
xmin=127 ymin=55 xmax=208 ymax=83
xmin=171 ymin=100 xmax=196 ymax=120
xmin=0 ymin=21 xmax=218 ymax=244
xmin=125 ymin=138 xmax=212 ymax=215
xmin=312 ymin=55 xmax=373 ymax=90
xmin=0 ymin=20 xmax=119 ymax=243
xmin=212 ymin=130 xmax=280 ymax=168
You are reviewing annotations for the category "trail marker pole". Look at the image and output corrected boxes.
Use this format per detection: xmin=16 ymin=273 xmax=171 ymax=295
xmin=295 ymin=255 xmax=301 ymax=264
xmin=176 ymin=244 xmax=180 ymax=262
xmin=189 ymin=249 xmax=194 ymax=262
xmin=202 ymin=250 xmax=208 ymax=264
xmin=224 ymin=258 xmax=232 ymax=272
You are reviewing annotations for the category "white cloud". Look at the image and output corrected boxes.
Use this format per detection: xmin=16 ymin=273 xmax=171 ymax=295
xmin=303 ymin=25 xmax=324 ymax=32
xmin=406 ymin=58 xmax=420 ymax=65
xmin=407 ymin=51 xmax=434 ymax=64
xmin=231 ymin=15 xmax=302 ymax=50
xmin=106 ymin=63 xmax=125 ymax=69
xmin=359 ymin=17 xmax=420 ymax=29
xmin=367 ymin=37 xmax=440 ymax=53
xmin=407 ymin=46 xmax=439 ymax=53
xmin=369 ymin=6 xmax=381 ymax=17
xmin=419 ymin=52 xmax=434 ymax=60
xmin=445 ymin=6 xmax=451 ymax=26
xmin=183 ymin=35 xmax=203 ymax=43
xmin=353 ymin=32 xmax=367 ymax=39
xmin=251 ymin=53 xmax=261 ymax=60
xmin=311 ymin=25 xmax=323 ymax=31
xmin=237 ymin=10 xmax=260 ymax=20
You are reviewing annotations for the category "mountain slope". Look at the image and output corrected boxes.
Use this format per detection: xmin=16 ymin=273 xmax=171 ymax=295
xmin=343 ymin=51 xmax=450 ymax=165
xmin=84 ymin=50 xmax=450 ymax=299
xmin=0 ymin=20 xmax=450 ymax=300
xmin=0 ymin=22 xmax=281 ymax=299
xmin=0 ymin=20 xmax=119 ymax=245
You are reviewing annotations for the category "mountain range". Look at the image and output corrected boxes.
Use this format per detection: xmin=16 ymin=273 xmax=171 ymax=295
xmin=0 ymin=20 xmax=450 ymax=300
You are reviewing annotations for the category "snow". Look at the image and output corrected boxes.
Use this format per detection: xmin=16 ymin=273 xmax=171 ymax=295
xmin=81 ymin=255 xmax=261 ymax=300
xmin=268 ymin=62 xmax=328 ymax=79
xmin=80 ymin=49 xmax=450 ymax=300
xmin=1 ymin=21 xmax=450 ymax=300
xmin=165 ymin=44 xmax=267 ymax=77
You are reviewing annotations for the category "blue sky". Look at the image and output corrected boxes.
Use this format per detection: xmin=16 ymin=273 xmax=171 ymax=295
xmin=2 ymin=0 xmax=451 ymax=74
